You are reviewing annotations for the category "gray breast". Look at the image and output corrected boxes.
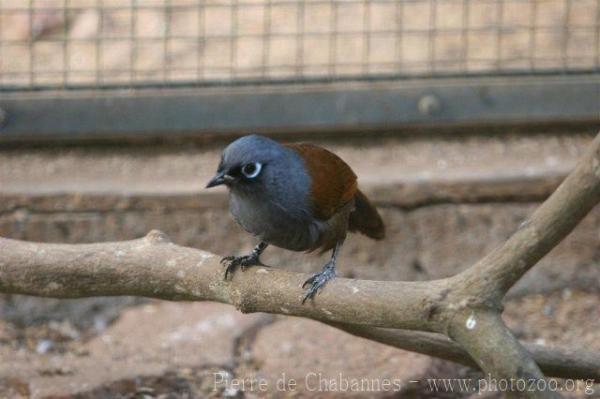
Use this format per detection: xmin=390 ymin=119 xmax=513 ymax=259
xmin=229 ymin=191 xmax=323 ymax=251
xmin=227 ymin=149 xmax=323 ymax=252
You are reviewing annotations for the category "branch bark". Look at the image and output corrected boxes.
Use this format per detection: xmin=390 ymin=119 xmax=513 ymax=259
xmin=448 ymin=309 xmax=561 ymax=398
xmin=328 ymin=322 xmax=600 ymax=381
xmin=1 ymin=233 xmax=599 ymax=383
xmin=0 ymin=231 xmax=449 ymax=332
xmin=454 ymin=133 xmax=600 ymax=306
xmin=1 ymin=132 xmax=599 ymax=397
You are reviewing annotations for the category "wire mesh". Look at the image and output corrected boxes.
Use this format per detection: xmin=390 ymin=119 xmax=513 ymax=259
xmin=0 ymin=0 xmax=599 ymax=90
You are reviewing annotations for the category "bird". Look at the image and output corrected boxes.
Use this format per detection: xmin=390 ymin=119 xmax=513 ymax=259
xmin=206 ymin=134 xmax=385 ymax=303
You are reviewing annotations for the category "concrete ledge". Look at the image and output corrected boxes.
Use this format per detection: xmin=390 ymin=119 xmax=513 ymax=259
xmin=0 ymin=130 xmax=594 ymax=209
xmin=0 ymin=172 xmax=566 ymax=215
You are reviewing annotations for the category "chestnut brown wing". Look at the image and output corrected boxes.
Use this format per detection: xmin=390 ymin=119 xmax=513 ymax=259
xmin=285 ymin=143 xmax=357 ymax=221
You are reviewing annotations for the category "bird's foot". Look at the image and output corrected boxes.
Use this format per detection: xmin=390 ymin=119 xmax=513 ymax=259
xmin=302 ymin=261 xmax=336 ymax=304
xmin=220 ymin=254 xmax=264 ymax=280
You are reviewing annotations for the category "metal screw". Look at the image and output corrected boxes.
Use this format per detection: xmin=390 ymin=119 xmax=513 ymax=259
xmin=418 ymin=94 xmax=442 ymax=116
xmin=0 ymin=108 xmax=7 ymax=128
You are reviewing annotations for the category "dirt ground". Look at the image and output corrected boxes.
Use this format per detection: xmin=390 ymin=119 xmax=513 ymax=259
xmin=0 ymin=290 xmax=598 ymax=398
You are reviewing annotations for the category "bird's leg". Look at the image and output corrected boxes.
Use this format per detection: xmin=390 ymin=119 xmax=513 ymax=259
xmin=221 ymin=242 xmax=268 ymax=280
xmin=302 ymin=240 xmax=343 ymax=304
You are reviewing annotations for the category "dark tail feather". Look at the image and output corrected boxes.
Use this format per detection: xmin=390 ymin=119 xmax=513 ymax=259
xmin=348 ymin=190 xmax=385 ymax=240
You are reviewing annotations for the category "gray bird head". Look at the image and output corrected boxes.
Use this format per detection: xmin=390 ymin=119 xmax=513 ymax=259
xmin=206 ymin=134 xmax=295 ymax=194
xmin=206 ymin=134 xmax=316 ymax=247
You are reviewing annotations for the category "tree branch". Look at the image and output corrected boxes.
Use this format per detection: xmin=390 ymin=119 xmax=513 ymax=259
xmin=1 ymin=132 xmax=599 ymax=397
xmin=0 ymin=233 xmax=599 ymax=383
xmin=0 ymin=230 xmax=447 ymax=332
xmin=328 ymin=322 xmax=600 ymax=381
xmin=455 ymin=133 xmax=600 ymax=305
xmin=448 ymin=309 xmax=561 ymax=398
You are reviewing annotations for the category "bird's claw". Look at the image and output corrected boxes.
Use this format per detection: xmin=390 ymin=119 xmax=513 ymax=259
xmin=301 ymin=262 xmax=336 ymax=304
xmin=221 ymin=254 xmax=263 ymax=280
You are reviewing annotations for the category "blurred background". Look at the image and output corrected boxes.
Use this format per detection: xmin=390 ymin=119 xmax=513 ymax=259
xmin=0 ymin=0 xmax=599 ymax=397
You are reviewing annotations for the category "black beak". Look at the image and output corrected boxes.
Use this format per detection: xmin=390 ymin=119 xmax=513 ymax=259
xmin=206 ymin=172 xmax=233 ymax=188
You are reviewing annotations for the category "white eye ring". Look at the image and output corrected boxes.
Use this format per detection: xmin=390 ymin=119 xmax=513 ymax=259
xmin=241 ymin=162 xmax=262 ymax=179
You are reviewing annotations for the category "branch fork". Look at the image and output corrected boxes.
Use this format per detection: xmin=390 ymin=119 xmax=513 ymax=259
xmin=1 ymin=133 xmax=599 ymax=398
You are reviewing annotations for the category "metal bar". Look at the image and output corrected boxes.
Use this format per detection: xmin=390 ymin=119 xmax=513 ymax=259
xmin=0 ymin=1 xmax=3 ymax=86
xmin=529 ymin=0 xmax=537 ymax=71
xmin=262 ymin=0 xmax=272 ymax=78
xmin=563 ymin=0 xmax=571 ymax=70
xmin=28 ymin=0 xmax=34 ymax=87
xmin=496 ymin=0 xmax=503 ymax=69
xmin=596 ymin=0 xmax=600 ymax=68
xmin=95 ymin=0 xmax=103 ymax=86
xmin=3 ymin=0 xmax=465 ymax=13
xmin=461 ymin=0 xmax=469 ymax=72
xmin=429 ymin=0 xmax=437 ymax=74
xmin=63 ymin=0 xmax=69 ymax=87
xmin=230 ymin=0 xmax=238 ymax=79
xmin=329 ymin=1 xmax=338 ymax=77
xmin=395 ymin=0 xmax=403 ymax=71
xmin=163 ymin=0 xmax=171 ymax=84
xmin=2 ymin=26 xmax=596 ymax=45
xmin=197 ymin=2 xmax=206 ymax=80
xmin=130 ymin=0 xmax=137 ymax=84
xmin=295 ymin=0 xmax=305 ymax=77
xmin=2 ymin=61 xmax=598 ymax=81
xmin=3 ymin=63 xmax=599 ymax=83
xmin=362 ymin=0 xmax=370 ymax=75
xmin=0 ymin=73 xmax=598 ymax=141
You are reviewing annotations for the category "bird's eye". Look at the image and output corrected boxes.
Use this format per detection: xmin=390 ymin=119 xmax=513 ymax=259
xmin=241 ymin=162 xmax=262 ymax=179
